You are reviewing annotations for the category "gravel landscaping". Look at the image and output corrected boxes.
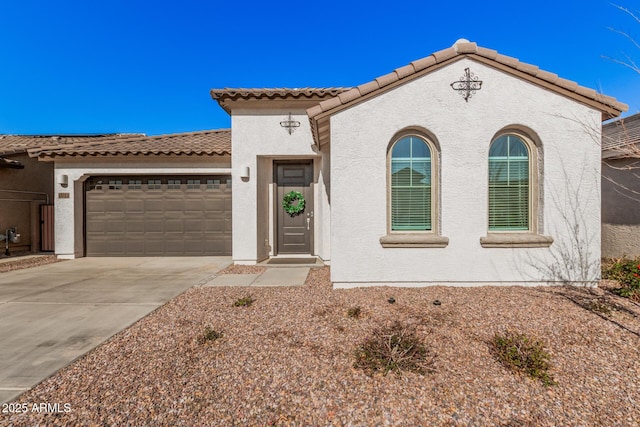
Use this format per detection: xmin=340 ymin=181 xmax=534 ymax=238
xmin=0 ymin=254 xmax=59 ymax=273
xmin=2 ymin=267 xmax=640 ymax=426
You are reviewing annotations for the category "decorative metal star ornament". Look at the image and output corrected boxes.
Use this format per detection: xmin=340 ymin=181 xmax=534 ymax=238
xmin=450 ymin=67 xmax=483 ymax=102
xmin=280 ymin=113 xmax=300 ymax=135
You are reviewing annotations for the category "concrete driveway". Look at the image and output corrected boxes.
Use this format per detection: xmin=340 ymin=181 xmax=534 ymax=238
xmin=0 ymin=256 xmax=231 ymax=403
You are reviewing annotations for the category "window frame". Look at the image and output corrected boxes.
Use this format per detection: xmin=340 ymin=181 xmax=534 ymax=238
xmin=487 ymin=133 xmax=533 ymax=233
xmin=388 ymin=134 xmax=435 ymax=233
xmin=381 ymin=129 xmax=448 ymax=248
xmin=481 ymin=129 xmax=552 ymax=248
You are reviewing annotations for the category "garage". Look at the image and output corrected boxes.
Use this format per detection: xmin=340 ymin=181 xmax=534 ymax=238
xmin=85 ymin=175 xmax=231 ymax=256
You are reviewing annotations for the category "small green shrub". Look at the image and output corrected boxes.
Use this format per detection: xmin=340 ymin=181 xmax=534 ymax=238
xmin=491 ymin=331 xmax=556 ymax=386
xmin=347 ymin=306 xmax=362 ymax=319
xmin=354 ymin=321 xmax=435 ymax=376
xmin=602 ymin=257 xmax=640 ymax=300
xmin=198 ymin=326 xmax=223 ymax=344
xmin=583 ymin=298 xmax=613 ymax=316
xmin=233 ymin=295 xmax=255 ymax=307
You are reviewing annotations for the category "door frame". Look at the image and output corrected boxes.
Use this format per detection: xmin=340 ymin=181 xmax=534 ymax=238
xmin=273 ymin=160 xmax=314 ymax=256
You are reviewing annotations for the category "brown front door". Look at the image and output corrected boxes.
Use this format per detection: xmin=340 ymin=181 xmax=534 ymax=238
xmin=276 ymin=162 xmax=313 ymax=254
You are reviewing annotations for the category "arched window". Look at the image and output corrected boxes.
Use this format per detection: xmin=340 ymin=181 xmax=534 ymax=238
xmin=390 ymin=135 xmax=433 ymax=231
xmin=488 ymin=134 xmax=530 ymax=231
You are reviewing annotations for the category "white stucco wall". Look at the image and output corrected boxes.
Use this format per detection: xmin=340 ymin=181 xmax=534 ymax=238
xmin=330 ymin=58 xmax=602 ymax=287
xmin=53 ymin=158 xmax=231 ymax=258
xmin=231 ymin=109 xmax=330 ymax=264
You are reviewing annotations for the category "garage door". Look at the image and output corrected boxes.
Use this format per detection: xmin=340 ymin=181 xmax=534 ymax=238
xmin=85 ymin=175 xmax=231 ymax=256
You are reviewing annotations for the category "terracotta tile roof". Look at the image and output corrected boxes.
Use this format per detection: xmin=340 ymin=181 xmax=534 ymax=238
xmin=306 ymin=40 xmax=629 ymax=147
xmin=0 ymin=134 xmax=142 ymax=156
xmin=29 ymin=129 xmax=231 ymax=158
xmin=210 ymin=88 xmax=351 ymax=113
xmin=602 ymin=113 xmax=640 ymax=159
xmin=0 ymin=157 xmax=24 ymax=169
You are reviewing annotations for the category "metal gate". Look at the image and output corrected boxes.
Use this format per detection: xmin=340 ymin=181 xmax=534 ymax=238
xmin=40 ymin=204 xmax=55 ymax=252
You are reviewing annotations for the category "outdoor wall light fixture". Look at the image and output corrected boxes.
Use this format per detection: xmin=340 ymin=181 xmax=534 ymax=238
xmin=240 ymin=166 xmax=250 ymax=181
xmin=57 ymin=174 xmax=69 ymax=187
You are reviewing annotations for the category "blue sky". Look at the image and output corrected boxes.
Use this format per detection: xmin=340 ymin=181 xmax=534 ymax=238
xmin=1 ymin=0 xmax=640 ymax=136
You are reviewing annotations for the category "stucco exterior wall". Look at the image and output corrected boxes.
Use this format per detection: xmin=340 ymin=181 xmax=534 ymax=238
xmin=602 ymin=158 xmax=640 ymax=257
xmin=329 ymin=58 xmax=602 ymax=287
xmin=0 ymin=154 xmax=53 ymax=253
xmin=317 ymin=145 xmax=331 ymax=262
xmin=231 ymin=109 xmax=329 ymax=264
xmin=53 ymin=157 xmax=231 ymax=258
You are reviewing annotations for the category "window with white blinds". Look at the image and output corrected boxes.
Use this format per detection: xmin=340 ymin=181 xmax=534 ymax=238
xmin=391 ymin=136 xmax=432 ymax=231
xmin=488 ymin=135 xmax=529 ymax=231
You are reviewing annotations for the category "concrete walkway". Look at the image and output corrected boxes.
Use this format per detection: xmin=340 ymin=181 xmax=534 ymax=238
xmin=204 ymin=267 xmax=310 ymax=287
xmin=0 ymin=256 xmax=231 ymax=404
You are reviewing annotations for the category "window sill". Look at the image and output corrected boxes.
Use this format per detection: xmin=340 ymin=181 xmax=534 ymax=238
xmin=380 ymin=234 xmax=449 ymax=248
xmin=480 ymin=233 xmax=553 ymax=248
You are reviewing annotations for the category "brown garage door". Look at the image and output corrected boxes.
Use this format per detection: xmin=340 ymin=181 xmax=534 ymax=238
xmin=85 ymin=176 xmax=231 ymax=256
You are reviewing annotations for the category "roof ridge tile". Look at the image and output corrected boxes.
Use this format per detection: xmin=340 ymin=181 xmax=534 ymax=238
xmin=356 ymin=80 xmax=380 ymax=97
xmin=494 ymin=53 xmax=520 ymax=68
xmin=306 ymin=105 xmax=324 ymax=117
xmin=555 ymin=77 xmax=579 ymax=92
xmin=337 ymin=88 xmax=361 ymax=104
xmin=319 ymin=97 xmax=342 ymax=112
xmin=596 ymin=93 xmax=619 ymax=105
xmin=534 ymin=69 xmax=559 ymax=84
xmin=516 ymin=61 xmax=539 ymax=75
xmin=476 ymin=46 xmax=498 ymax=60
xmin=375 ymin=72 xmax=399 ymax=88
xmin=410 ymin=55 xmax=437 ymax=72
xmin=454 ymin=42 xmax=478 ymax=54
xmin=394 ymin=64 xmax=416 ymax=79
xmin=432 ymin=46 xmax=457 ymax=63
xmin=574 ymin=85 xmax=597 ymax=99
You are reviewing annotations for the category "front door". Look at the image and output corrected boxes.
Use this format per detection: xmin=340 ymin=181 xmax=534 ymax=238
xmin=276 ymin=162 xmax=313 ymax=254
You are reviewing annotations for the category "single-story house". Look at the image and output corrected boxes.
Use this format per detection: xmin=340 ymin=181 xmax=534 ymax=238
xmin=28 ymin=40 xmax=628 ymax=287
xmin=0 ymin=134 xmax=140 ymax=255
xmin=602 ymin=112 xmax=640 ymax=258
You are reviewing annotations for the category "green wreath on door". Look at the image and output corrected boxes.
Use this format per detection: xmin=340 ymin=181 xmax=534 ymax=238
xmin=282 ymin=191 xmax=306 ymax=216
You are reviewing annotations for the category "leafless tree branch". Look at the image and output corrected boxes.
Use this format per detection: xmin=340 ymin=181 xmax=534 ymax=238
xmin=611 ymin=4 xmax=640 ymax=25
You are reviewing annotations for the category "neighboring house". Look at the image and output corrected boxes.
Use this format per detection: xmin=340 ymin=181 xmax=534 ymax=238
xmin=28 ymin=130 xmax=231 ymax=257
xmin=0 ymin=134 xmax=140 ymax=255
xmin=602 ymin=112 xmax=640 ymax=257
xmin=36 ymin=40 xmax=626 ymax=287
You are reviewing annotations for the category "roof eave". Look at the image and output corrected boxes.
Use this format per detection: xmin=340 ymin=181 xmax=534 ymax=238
xmin=36 ymin=151 xmax=232 ymax=159
xmin=210 ymin=88 xmax=353 ymax=116
xmin=307 ymin=49 xmax=628 ymax=146
xmin=210 ymin=90 xmax=233 ymax=114
xmin=0 ymin=157 xmax=25 ymax=169
xmin=0 ymin=148 xmax=28 ymax=157
xmin=30 ymin=129 xmax=232 ymax=159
